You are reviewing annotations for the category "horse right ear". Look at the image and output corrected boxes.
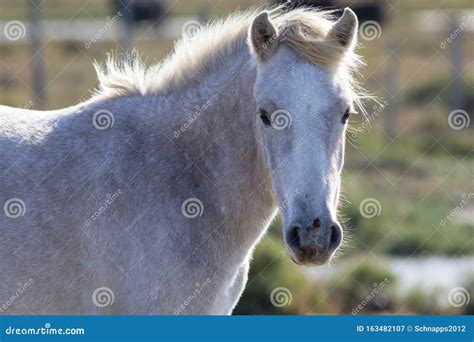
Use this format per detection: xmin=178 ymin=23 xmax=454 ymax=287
xmin=327 ymin=8 xmax=358 ymax=50
xmin=249 ymin=11 xmax=278 ymax=62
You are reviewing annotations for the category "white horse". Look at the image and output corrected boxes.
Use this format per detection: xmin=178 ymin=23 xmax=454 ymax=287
xmin=0 ymin=7 xmax=363 ymax=314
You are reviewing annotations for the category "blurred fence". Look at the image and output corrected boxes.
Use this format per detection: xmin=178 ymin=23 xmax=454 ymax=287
xmin=0 ymin=4 xmax=472 ymax=130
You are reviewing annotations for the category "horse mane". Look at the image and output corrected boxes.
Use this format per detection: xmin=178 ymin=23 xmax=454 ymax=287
xmin=93 ymin=6 xmax=364 ymax=100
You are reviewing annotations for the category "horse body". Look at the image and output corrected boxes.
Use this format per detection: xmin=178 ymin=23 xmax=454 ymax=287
xmin=0 ymin=7 xmax=362 ymax=314
xmin=0 ymin=49 xmax=275 ymax=314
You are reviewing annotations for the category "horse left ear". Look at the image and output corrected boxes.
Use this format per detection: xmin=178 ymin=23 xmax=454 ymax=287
xmin=249 ymin=11 xmax=278 ymax=62
xmin=328 ymin=8 xmax=358 ymax=49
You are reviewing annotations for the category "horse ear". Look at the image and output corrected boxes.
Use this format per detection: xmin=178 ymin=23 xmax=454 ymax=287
xmin=249 ymin=11 xmax=278 ymax=62
xmin=328 ymin=8 xmax=358 ymax=49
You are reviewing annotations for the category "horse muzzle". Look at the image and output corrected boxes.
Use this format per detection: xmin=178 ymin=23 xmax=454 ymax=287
xmin=284 ymin=217 xmax=343 ymax=266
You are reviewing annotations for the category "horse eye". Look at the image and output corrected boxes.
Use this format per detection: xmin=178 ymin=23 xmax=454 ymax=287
xmin=341 ymin=108 xmax=351 ymax=124
xmin=259 ymin=110 xmax=271 ymax=126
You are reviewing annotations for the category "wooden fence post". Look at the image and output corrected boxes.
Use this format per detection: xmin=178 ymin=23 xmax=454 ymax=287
xmin=29 ymin=0 xmax=45 ymax=109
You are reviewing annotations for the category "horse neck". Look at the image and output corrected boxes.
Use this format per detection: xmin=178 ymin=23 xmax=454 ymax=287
xmin=174 ymin=48 xmax=277 ymax=255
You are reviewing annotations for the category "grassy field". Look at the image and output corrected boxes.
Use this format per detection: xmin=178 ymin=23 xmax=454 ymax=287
xmin=1 ymin=0 xmax=472 ymax=314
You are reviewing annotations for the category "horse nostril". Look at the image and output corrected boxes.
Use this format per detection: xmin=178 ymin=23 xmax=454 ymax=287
xmin=329 ymin=224 xmax=342 ymax=250
xmin=286 ymin=225 xmax=302 ymax=249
